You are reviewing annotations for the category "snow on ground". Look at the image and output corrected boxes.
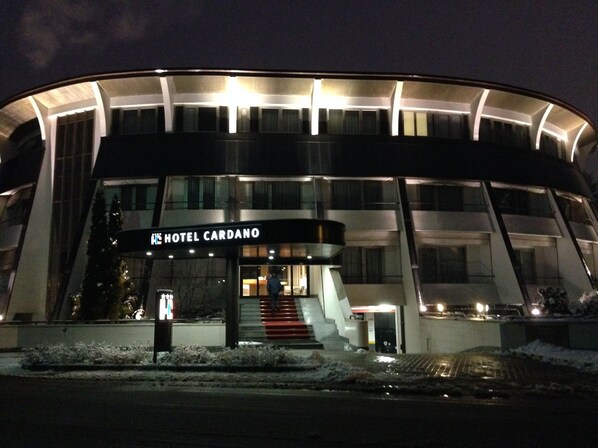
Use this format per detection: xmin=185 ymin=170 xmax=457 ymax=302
xmin=508 ymin=340 xmax=598 ymax=374
xmin=1 ymin=342 xmax=597 ymax=399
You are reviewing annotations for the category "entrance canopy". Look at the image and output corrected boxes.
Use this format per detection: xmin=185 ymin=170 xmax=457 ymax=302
xmin=117 ymin=219 xmax=345 ymax=264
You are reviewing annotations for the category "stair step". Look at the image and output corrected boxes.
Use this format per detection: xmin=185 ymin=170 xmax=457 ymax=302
xmin=266 ymin=334 xmax=311 ymax=340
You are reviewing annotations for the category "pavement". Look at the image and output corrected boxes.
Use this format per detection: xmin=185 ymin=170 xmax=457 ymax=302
xmin=1 ymin=349 xmax=596 ymax=401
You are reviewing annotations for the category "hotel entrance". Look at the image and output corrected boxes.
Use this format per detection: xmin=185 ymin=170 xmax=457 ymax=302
xmin=240 ymin=265 xmax=309 ymax=297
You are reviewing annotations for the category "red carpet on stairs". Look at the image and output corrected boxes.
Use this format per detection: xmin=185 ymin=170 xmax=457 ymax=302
xmin=260 ymin=297 xmax=310 ymax=340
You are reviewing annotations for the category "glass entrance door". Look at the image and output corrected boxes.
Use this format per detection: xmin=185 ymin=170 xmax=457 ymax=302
xmin=240 ymin=264 xmax=309 ymax=297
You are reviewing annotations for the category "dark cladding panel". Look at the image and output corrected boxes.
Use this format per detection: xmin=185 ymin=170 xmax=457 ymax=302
xmin=93 ymin=133 xmax=594 ymax=199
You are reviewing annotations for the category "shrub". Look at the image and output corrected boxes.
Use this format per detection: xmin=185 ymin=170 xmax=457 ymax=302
xmin=212 ymin=345 xmax=300 ymax=367
xmin=570 ymin=290 xmax=598 ymax=316
xmin=22 ymin=342 xmax=152 ymax=368
xmin=160 ymin=345 xmax=214 ymax=365
xmin=537 ymin=287 xmax=570 ymax=315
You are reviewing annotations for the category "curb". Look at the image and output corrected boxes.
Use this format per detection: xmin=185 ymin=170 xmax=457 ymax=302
xmin=23 ymin=363 xmax=320 ymax=373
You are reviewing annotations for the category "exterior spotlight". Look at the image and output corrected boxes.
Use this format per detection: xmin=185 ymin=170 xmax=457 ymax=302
xmin=436 ymin=303 xmax=445 ymax=313
xmin=268 ymin=255 xmax=274 ymax=260
xmin=0 ymin=314 xmax=4 ymax=321
xmin=269 ymin=249 xmax=275 ymax=254
xmin=531 ymin=307 xmax=541 ymax=316
xmin=168 ymin=255 xmax=174 ymax=259
xmin=189 ymin=249 xmax=195 ymax=254
xmin=146 ymin=251 xmax=152 ymax=256
xmin=419 ymin=304 xmax=427 ymax=313
xmin=307 ymin=255 xmax=312 ymax=259
xmin=475 ymin=302 xmax=485 ymax=314
xmin=208 ymin=252 xmax=214 ymax=257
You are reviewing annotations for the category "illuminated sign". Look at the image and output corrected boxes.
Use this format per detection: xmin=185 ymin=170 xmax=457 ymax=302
xmin=158 ymin=292 xmax=174 ymax=320
xmin=150 ymin=226 xmax=260 ymax=246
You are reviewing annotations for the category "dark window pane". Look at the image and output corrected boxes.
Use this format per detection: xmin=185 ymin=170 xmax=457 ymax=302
xmin=345 ymin=111 xmax=360 ymax=134
xmin=281 ymin=109 xmax=300 ymax=133
xmin=341 ymin=247 xmax=362 ymax=284
xmin=329 ymin=110 xmax=343 ymax=134
xmin=262 ymin=109 xmax=278 ymax=132
xmin=197 ymin=108 xmax=217 ymax=132
xmin=365 ymin=248 xmax=383 ymax=283
xmin=122 ymin=110 xmax=139 ymax=134
xmin=362 ymin=111 xmax=377 ymax=134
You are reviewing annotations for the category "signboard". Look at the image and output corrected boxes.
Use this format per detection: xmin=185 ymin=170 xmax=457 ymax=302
xmin=158 ymin=291 xmax=174 ymax=320
xmin=150 ymin=225 xmax=261 ymax=247
xmin=153 ymin=288 xmax=174 ymax=362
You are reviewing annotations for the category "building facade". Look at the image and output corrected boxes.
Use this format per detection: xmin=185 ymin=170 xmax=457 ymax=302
xmin=0 ymin=69 xmax=596 ymax=352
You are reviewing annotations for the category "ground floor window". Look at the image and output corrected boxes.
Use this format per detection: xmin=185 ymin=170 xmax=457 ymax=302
xmin=241 ymin=264 xmax=309 ymax=297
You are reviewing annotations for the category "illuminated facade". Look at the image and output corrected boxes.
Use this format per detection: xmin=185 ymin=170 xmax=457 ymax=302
xmin=0 ymin=69 xmax=596 ymax=352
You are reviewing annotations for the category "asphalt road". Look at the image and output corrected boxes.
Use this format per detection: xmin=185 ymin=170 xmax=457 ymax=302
xmin=0 ymin=376 xmax=596 ymax=447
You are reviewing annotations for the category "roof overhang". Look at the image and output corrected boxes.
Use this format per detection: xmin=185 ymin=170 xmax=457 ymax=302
xmin=117 ymin=219 xmax=345 ymax=264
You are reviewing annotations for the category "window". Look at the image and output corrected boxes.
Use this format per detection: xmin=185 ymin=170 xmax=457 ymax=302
xmin=237 ymin=107 xmax=302 ymax=134
xmin=0 ymin=186 xmax=33 ymax=228
xmin=331 ymin=180 xmax=393 ymax=210
xmin=105 ymin=184 xmax=158 ymax=211
xmin=402 ymin=111 xmax=428 ymax=137
xmin=327 ymin=109 xmax=379 ymax=135
xmin=340 ymin=247 xmax=388 ymax=284
xmin=429 ymin=113 xmax=467 ymax=139
xmin=165 ymin=177 xmax=224 ymax=210
xmin=557 ymin=196 xmax=589 ymax=224
xmin=261 ymin=109 xmax=279 ymax=132
xmin=495 ymin=188 xmax=552 ymax=217
xmin=479 ymin=118 xmax=530 ymax=149
xmin=249 ymin=181 xmax=302 ymax=209
xmin=514 ymin=249 xmax=537 ymax=284
xmin=420 ymin=247 xmax=467 ymax=283
xmin=113 ymin=107 xmax=164 ymax=135
xmin=417 ymin=185 xmax=464 ymax=211
xmin=540 ymin=133 xmax=565 ymax=159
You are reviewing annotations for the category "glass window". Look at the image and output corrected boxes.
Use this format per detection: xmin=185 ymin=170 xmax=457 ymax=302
xmin=241 ymin=265 xmax=308 ymax=297
xmin=345 ymin=111 xmax=360 ymax=134
xmin=122 ymin=110 xmax=139 ymax=134
xmin=183 ymin=107 xmax=198 ymax=132
xmin=238 ymin=108 xmax=250 ymax=132
xmin=403 ymin=111 xmax=415 ymax=136
xmin=249 ymin=181 xmax=302 ymax=210
xmin=402 ymin=111 xmax=428 ymax=137
xmin=197 ymin=107 xmax=218 ymax=132
xmin=416 ymin=112 xmax=428 ymax=136
xmin=514 ymin=249 xmax=537 ymax=284
xmin=329 ymin=110 xmax=343 ymax=134
xmin=331 ymin=180 xmax=393 ymax=210
xmin=281 ymin=110 xmax=300 ymax=133
xmin=362 ymin=111 xmax=378 ymax=134
xmin=340 ymin=247 xmax=363 ymax=284
xmin=420 ymin=247 xmax=467 ymax=283
xmin=261 ymin=109 xmax=279 ymax=132
xmin=139 ymin=109 xmax=157 ymax=133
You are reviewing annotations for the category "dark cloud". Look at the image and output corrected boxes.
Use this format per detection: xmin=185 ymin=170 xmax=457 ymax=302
xmin=17 ymin=0 xmax=202 ymax=69
xmin=2 ymin=0 xmax=596 ymax=127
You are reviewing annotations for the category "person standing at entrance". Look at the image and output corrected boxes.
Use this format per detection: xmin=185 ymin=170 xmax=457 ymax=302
xmin=267 ymin=272 xmax=282 ymax=314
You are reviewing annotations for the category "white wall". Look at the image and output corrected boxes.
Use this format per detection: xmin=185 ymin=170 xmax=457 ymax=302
xmin=0 ymin=322 xmax=226 ymax=350
xmin=420 ymin=317 xmax=501 ymax=353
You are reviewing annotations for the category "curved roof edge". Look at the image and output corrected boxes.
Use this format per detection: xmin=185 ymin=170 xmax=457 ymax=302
xmin=0 ymin=67 xmax=595 ymax=127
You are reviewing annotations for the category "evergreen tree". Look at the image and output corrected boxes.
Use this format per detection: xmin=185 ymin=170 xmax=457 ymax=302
xmin=107 ymin=194 xmax=136 ymax=318
xmin=80 ymin=189 xmax=111 ymax=319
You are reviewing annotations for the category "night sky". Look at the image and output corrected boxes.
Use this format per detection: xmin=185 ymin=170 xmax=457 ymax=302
xmin=0 ymin=0 xmax=596 ymax=126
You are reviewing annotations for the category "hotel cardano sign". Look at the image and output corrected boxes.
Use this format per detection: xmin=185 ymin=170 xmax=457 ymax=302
xmin=150 ymin=225 xmax=261 ymax=247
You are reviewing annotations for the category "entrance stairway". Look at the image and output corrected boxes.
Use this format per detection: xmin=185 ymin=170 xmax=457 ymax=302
xmin=239 ymin=297 xmax=323 ymax=349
